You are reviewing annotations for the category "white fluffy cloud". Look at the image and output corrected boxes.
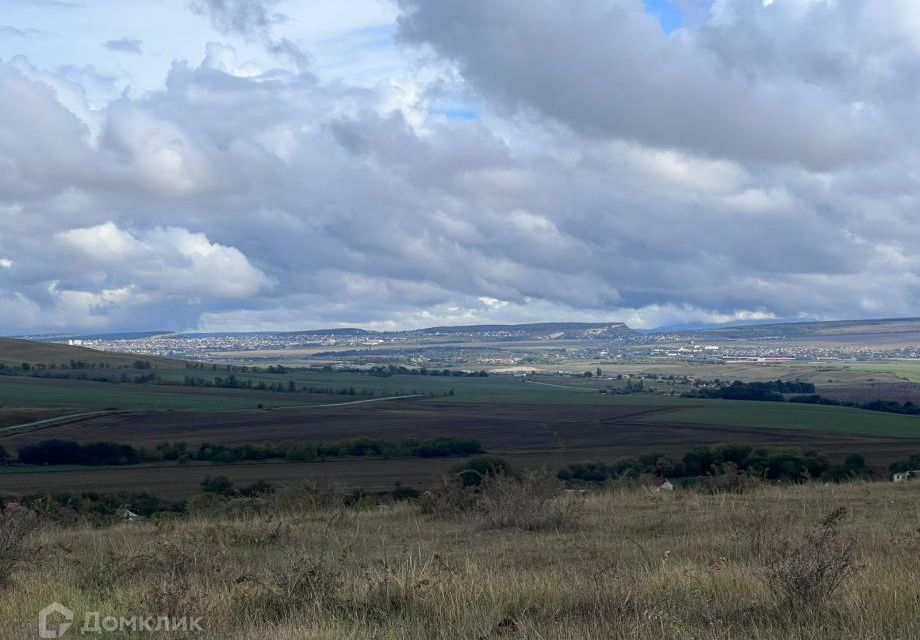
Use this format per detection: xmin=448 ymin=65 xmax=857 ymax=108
xmin=1 ymin=0 xmax=920 ymax=332
xmin=56 ymin=222 xmax=273 ymax=299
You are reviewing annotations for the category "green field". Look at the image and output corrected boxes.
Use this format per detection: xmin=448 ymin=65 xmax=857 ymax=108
xmin=5 ymin=367 xmax=920 ymax=439
xmin=0 ymin=368 xmax=676 ymax=413
xmin=841 ymin=361 xmax=920 ymax=382
xmin=647 ymin=398 xmax=920 ymax=438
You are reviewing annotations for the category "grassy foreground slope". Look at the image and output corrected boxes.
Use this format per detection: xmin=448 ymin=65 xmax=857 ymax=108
xmin=2 ymin=481 xmax=919 ymax=639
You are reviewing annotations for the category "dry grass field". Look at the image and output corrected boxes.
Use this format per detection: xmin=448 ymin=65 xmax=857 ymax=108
xmin=2 ymin=479 xmax=919 ymax=639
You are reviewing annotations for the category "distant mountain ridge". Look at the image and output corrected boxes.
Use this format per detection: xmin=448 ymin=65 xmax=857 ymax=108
xmin=15 ymin=316 xmax=920 ymax=344
xmin=185 ymin=322 xmax=636 ymax=341
xmin=686 ymin=316 xmax=920 ymax=339
xmin=407 ymin=321 xmax=633 ymax=339
xmin=18 ymin=322 xmax=637 ymax=343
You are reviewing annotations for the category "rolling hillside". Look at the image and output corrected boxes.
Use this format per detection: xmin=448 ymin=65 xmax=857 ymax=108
xmin=0 ymin=337 xmax=179 ymax=369
xmin=690 ymin=316 xmax=920 ymax=341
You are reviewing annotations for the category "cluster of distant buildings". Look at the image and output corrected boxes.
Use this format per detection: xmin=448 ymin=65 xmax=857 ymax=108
xmin=55 ymin=332 xmax=403 ymax=360
xmin=44 ymin=326 xmax=920 ymax=370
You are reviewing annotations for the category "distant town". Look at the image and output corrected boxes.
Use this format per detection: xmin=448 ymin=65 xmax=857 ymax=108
xmin=37 ymin=320 xmax=920 ymax=371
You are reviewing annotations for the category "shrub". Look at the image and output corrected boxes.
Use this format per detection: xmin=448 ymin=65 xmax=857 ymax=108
xmin=557 ymin=461 xmax=610 ymax=483
xmin=844 ymin=454 xmax=866 ymax=471
xmin=12 ymin=491 xmax=182 ymax=523
xmin=200 ymin=475 xmax=235 ymax=496
xmin=391 ymin=483 xmax=421 ymax=501
xmin=889 ymin=454 xmax=920 ymax=474
xmin=418 ymin=476 xmax=478 ymax=515
xmin=234 ymin=558 xmax=341 ymax=622
xmin=763 ymin=507 xmax=855 ymax=611
xmin=696 ymin=462 xmax=760 ymax=494
xmin=364 ymin=555 xmax=436 ymax=615
xmin=450 ymin=455 xmax=512 ymax=487
xmin=239 ymin=480 xmax=273 ymax=497
xmin=475 ymin=473 xmax=585 ymax=531
xmin=0 ymin=510 xmax=36 ymax=589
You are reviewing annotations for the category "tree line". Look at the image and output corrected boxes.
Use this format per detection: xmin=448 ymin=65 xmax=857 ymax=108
xmin=682 ymin=379 xmax=816 ymax=402
xmin=2 ymin=437 xmax=484 ymax=467
xmin=788 ymin=394 xmax=920 ymax=416
xmin=557 ymin=443 xmax=880 ymax=484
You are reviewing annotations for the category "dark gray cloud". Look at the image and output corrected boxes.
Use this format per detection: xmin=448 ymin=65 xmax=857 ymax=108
xmin=104 ymin=38 xmax=142 ymax=54
xmin=190 ymin=0 xmax=278 ymax=39
xmin=190 ymin=0 xmax=310 ymax=71
xmin=395 ymin=0 xmax=917 ymax=170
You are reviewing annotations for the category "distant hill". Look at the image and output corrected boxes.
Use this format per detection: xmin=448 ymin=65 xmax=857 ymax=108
xmin=0 ymin=338 xmax=181 ymax=368
xmin=185 ymin=322 xmax=635 ymax=340
xmin=407 ymin=321 xmax=635 ymax=340
xmin=686 ymin=317 xmax=920 ymax=340
xmin=22 ymin=331 xmax=175 ymax=341
xmin=183 ymin=328 xmax=373 ymax=338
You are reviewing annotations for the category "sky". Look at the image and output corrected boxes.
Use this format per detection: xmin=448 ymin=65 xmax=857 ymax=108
xmin=2 ymin=0 xmax=920 ymax=334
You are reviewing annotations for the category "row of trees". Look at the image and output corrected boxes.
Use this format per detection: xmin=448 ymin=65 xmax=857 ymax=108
xmin=0 ymin=359 xmax=154 ymax=373
xmin=365 ymin=365 xmax=488 ymax=378
xmin=683 ymin=379 xmax=817 ymax=402
xmin=789 ymin=394 xmax=920 ymax=416
xmin=557 ymin=443 xmax=873 ymax=484
xmin=680 ymin=379 xmax=920 ymax=418
xmin=156 ymin=438 xmax=483 ymax=463
xmin=5 ymin=437 xmax=484 ymax=467
xmin=16 ymin=440 xmax=140 ymax=466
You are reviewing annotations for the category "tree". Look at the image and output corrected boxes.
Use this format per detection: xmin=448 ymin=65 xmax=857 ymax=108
xmin=200 ymin=475 xmax=235 ymax=496
xmin=844 ymin=454 xmax=866 ymax=471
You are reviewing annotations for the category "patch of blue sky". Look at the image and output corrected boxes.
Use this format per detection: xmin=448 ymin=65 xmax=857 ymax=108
xmin=431 ymin=105 xmax=480 ymax=121
xmin=310 ymin=22 xmax=404 ymax=84
xmin=341 ymin=23 xmax=395 ymax=52
xmin=644 ymin=0 xmax=683 ymax=33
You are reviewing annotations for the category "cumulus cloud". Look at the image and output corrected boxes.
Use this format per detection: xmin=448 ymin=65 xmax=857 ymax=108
xmin=396 ymin=0 xmax=917 ymax=168
xmin=103 ymin=106 xmax=214 ymax=195
xmin=190 ymin=0 xmax=279 ymax=39
xmin=56 ymin=222 xmax=273 ymax=299
xmin=1 ymin=2 xmax=920 ymax=333
xmin=190 ymin=0 xmax=310 ymax=70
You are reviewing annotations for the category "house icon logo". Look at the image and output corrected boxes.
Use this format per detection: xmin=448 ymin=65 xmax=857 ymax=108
xmin=38 ymin=603 xmax=74 ymax=639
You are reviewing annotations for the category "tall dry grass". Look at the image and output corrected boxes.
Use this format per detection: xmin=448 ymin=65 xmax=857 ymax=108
xmin=1 ymin=480 xmax=919 ymax=639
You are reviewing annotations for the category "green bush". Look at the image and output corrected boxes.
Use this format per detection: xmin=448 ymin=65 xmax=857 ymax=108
xmin=200 ymin=475 xmax=235 ymax=496
xmin=450 ymin=456 xmax=512 ymax=487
